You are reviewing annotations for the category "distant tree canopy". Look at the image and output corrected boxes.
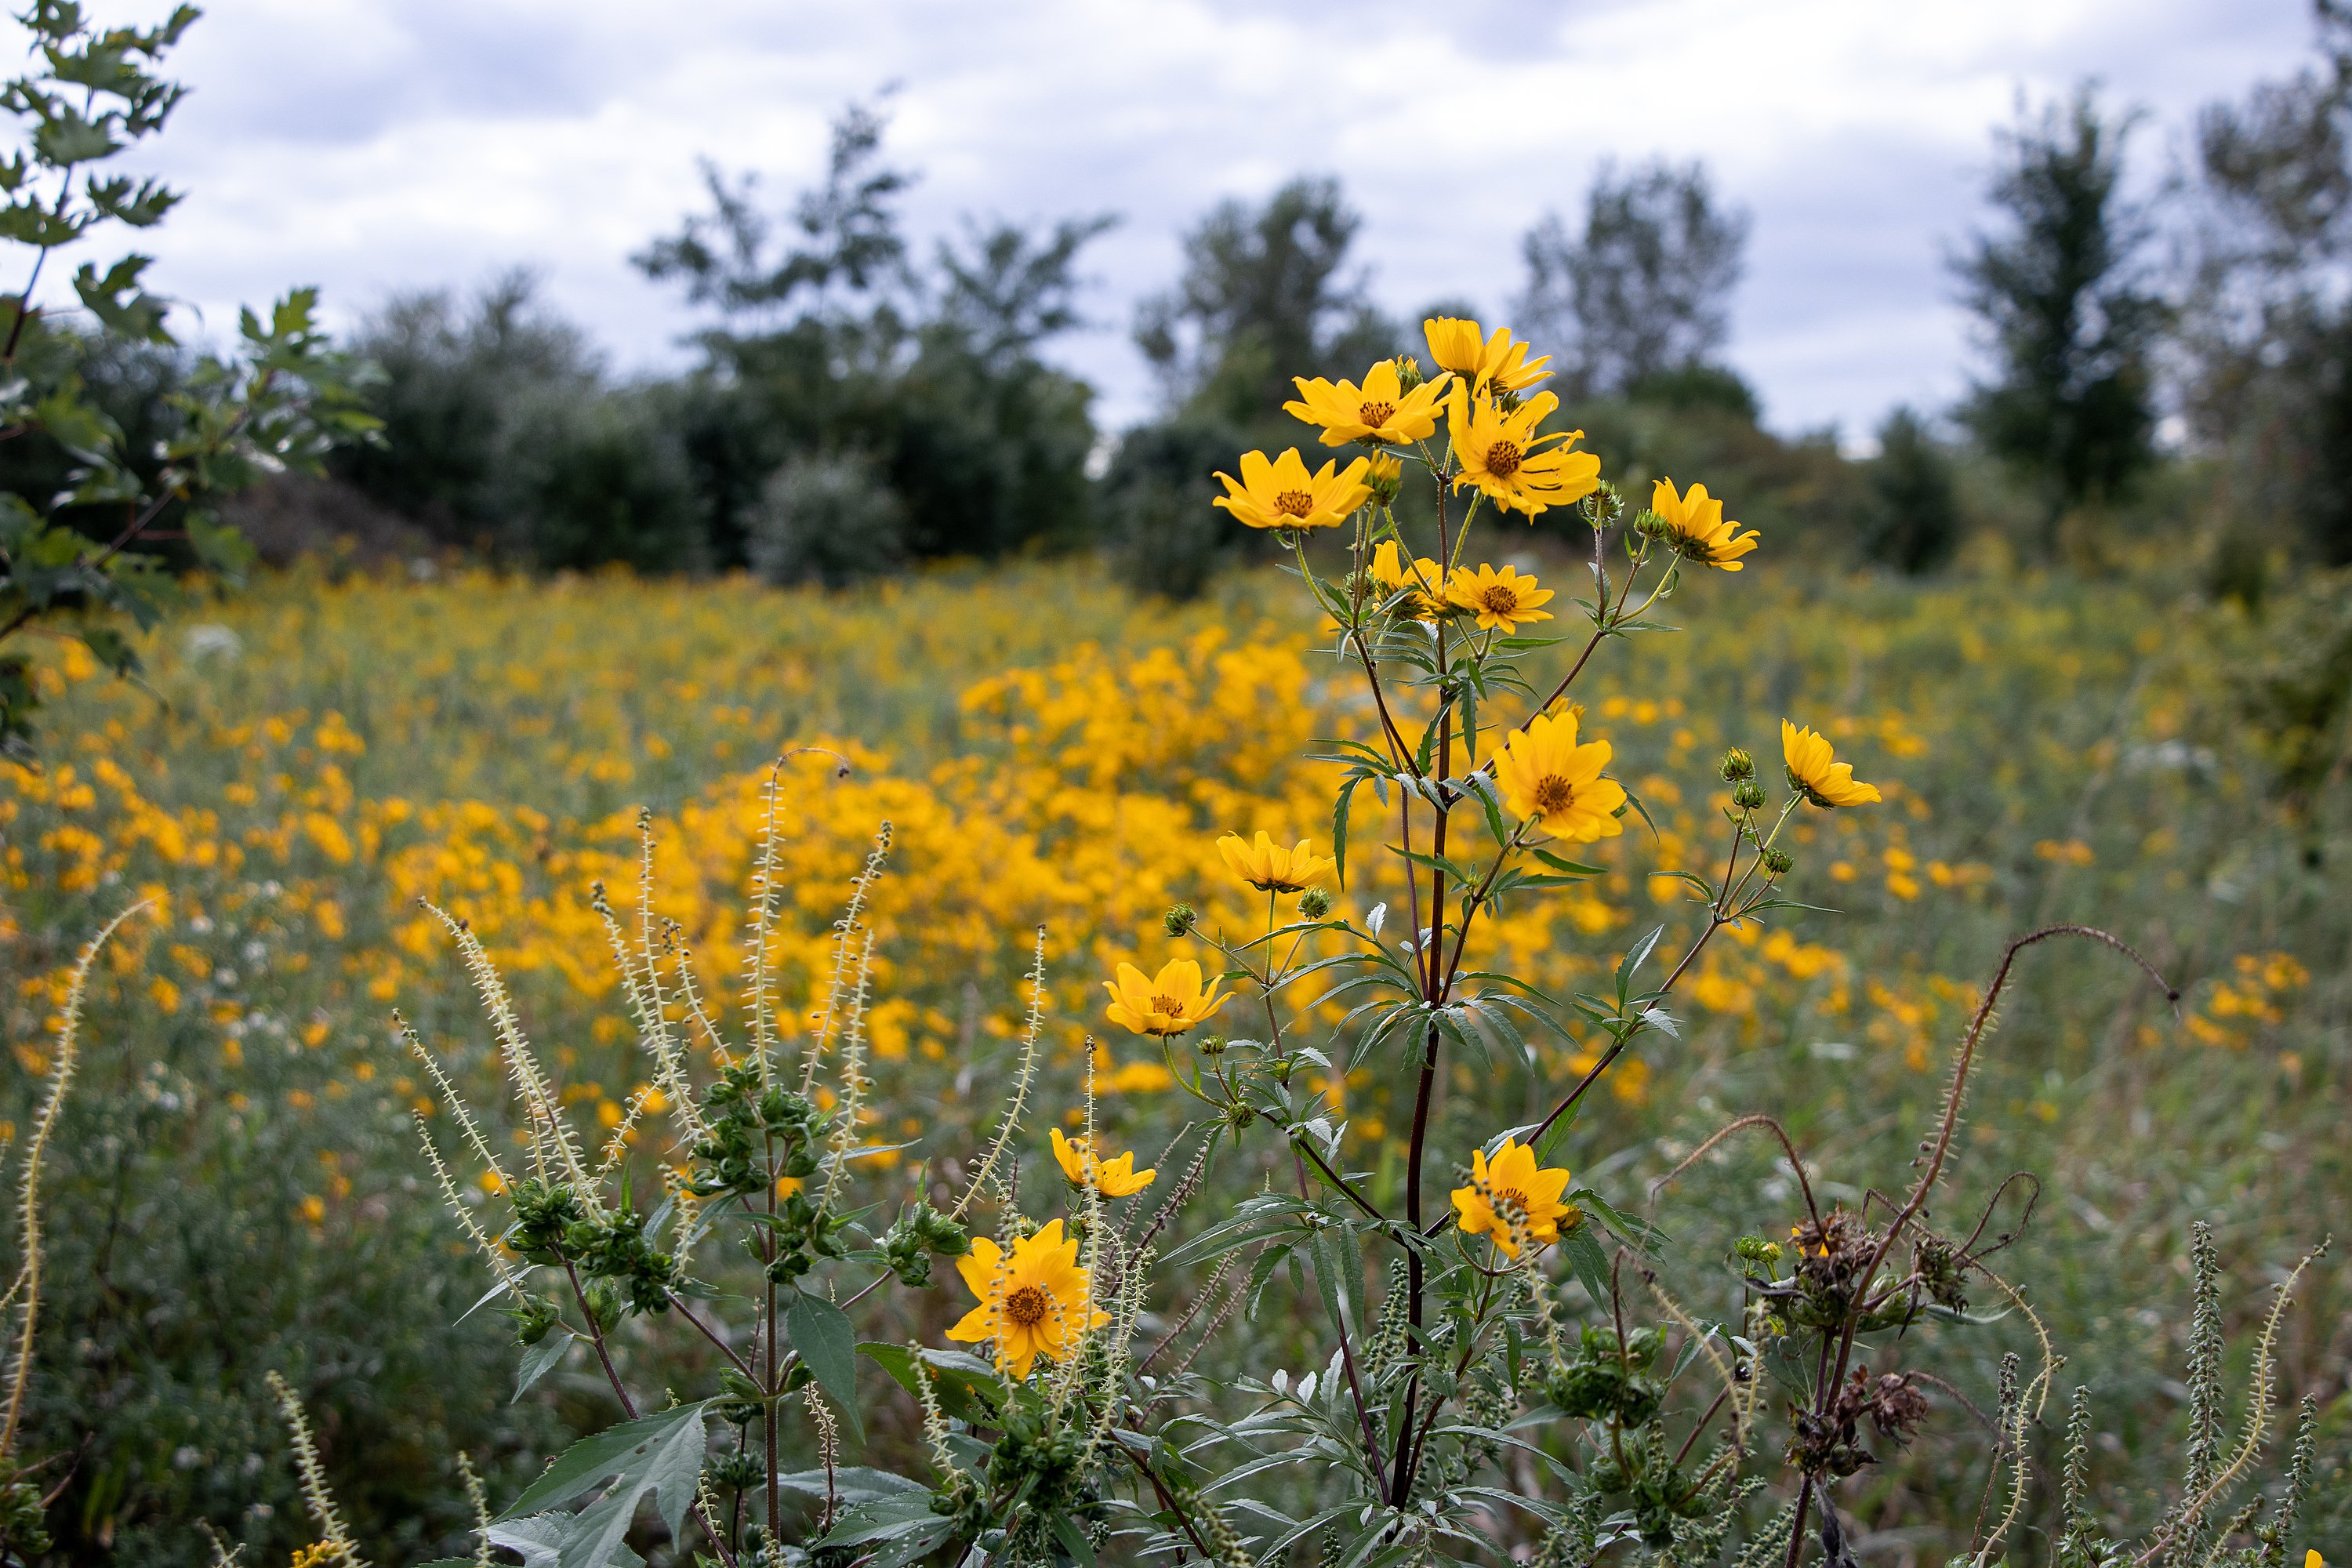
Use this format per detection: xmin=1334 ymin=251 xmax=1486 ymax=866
xmin=636 ymin=102 xmax=1113 ymax=578
xmin=2185 ymin=2 xmax=2352 ymax=571
xmin=1518 ymin=159 xmax=1750 ymax=403
xmin=1953 ymin=85 xmax=2166 ymax=556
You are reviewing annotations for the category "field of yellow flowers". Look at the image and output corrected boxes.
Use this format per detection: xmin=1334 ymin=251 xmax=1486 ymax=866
xmin=1 ymin=557 xmax=2345 ymax=1561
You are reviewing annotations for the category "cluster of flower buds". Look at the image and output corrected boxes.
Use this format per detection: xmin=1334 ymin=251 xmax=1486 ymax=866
xmin=882 ymin=1200 xmax=971 ymax=1287
xmin=688 ymin=1062 xmax=829 ymax=1200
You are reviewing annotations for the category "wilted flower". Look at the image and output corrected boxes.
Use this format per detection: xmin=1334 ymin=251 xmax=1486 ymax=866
xmin=1211 ymin=448 xmax=1373 ymax=531
xmin=1782 ymin=720 xmax=1882 ymax=808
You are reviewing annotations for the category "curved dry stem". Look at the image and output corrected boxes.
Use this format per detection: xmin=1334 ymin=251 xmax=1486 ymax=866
xmin=0 ymin=898 xmax=145 ymax=1465
xmin=1650 ymin=1112 xmax=1822 ymax=1229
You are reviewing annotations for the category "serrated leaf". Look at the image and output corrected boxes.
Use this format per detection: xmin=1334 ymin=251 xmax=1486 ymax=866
xmin=495 ymin=1403 xmax=708 ymax=1568
xmin=783 ymin=1290 xmax=863 ymax=1444
xmin=514 ymin=1330 xmax=575 ymax=1402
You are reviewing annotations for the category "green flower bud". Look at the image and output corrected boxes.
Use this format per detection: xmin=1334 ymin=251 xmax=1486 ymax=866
xmin=1719 ymin=747 xmax=1755 ymax=782
xmin=1762 ymin=848 xmax=1794 ymax=875
xmin=1197 ymin=1034 xmax=1228 ymax=1056
xmin=1298 ymin=887 xmax=1333 ymax=920
xmin=1163 ymin=903 xmax=1197 ymax=936
xmin=1733 ymin=780 xmax=1766 ymax=811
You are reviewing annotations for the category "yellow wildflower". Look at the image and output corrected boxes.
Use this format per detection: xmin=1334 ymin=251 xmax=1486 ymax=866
xmin=1494 ymin=710 xmax=1625 ymax=842
xmin=1370 ymin=540 xmax=1447 ymax=619
xmin=1451 ymin=1138 xmax=1575 ymax=1257
xmin=1422 ymin=317 xmax=1552 ymax=395
xmin=946 ymin=1218 xmax=1108 ymax=1379
xmin=1051 ymin=1127 xmax=1157 ymax=1197
xmin=1444 ymin=563 xmax=1555 ymax=632
xmin=1285 ymin=358 xmax=1451 ymax=446
xmin=1446 ymin=387 xmax=1601 ymax=519
xmin=1211 ymin=448 xmax=1373 ymax=531
xmin=1103 ymin=957 xmax=1229 ymax=1037
xmin=1783 ymin=720 xmax=1882 ymax=808
xmin=1650 ymin=478 xmax=1759 ymax=571
xmin=1217 ymin=829 xmax=1333 ymax=894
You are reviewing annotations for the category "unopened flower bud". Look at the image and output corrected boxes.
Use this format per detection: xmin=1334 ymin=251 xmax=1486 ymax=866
xmin=1580 ymin=481 xmax=1624 ymax=529
xmin=1394 ymin=355 xmax=1425 ymax=393
xmin=1270 ymin=1058 xmax=1294 ymax=1085
xmin=1364 ymin=453 xmax=1403 ymax=506
xmin=1732 ymin=781 xmax=1766 ymax=811
xmin=1634 ymin=510 xmax=1671 ymax=540
xmin=1762 ymin=848 xmax=1794 ymax=876
xmin=1298 ymin=887 xmax=1333 ymax=920
xmin=1163 ymin=903 xmax=1197 ymax=936
xmin=1719 ymin=747 xmax=1754 ymax=782
xmin=1196 ymin=1034 xmax=1228 ymax=1056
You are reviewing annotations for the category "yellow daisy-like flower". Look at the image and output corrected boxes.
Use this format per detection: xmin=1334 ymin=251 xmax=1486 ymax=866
xmin=1782 ymin=720 xmax=1882 ymax=808
xmin=1370 ymin=539 xmax=1447 ymax=619
xmin=1103 ymin=957 xmax=1229 ymax=1037
xmin=1446 ymin=387 xmax=1602 ymax=519
xmin=1422 ymin=317 xmax=1554 ymax=396
xmin=1217 ymin=829 xmax=1334 ymax=894
xmin=946 ymin=1218 xmax=1109 ymax=1379
xmin=1284 ymin=358 xmax=1452 ymax=447
xmin=1444 ymin=562 xmax=1555 ymax=632
xmin=1650 ymin=478 xmax=1759 ymax=571
xmin=1051 ymin=1128 xmax=1157 ymax=1198
xmin=1493 ymin=710 xmax=1626 ymax=842
xmin=1451 ymin=1138 xmax=1576 ymax=1258
xmin=1211 ymin=448 xmax=1373 ymax=531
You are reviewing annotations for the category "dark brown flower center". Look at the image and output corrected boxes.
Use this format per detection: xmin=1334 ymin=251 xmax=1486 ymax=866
xmin=1004 ymin=1285 xmax=1050 ymax=1327
xmin=1276 ymin=489 xmax=1316 ymax=517
xmin=1485 ymin=440 xmax=1522 ymax=478
xmin=1493 ymin=1186 xmax=1530 ymax=1216
xmin=1150 ymin=994 xmax=1186 ymax=1017
xmin=1359 ymin=400 xmax=1396 ymax=426
xmin=1477 ymin=585 xmax=1520 ymax=615
xmin=1531 ymin=775 xmax=1576 ymax=816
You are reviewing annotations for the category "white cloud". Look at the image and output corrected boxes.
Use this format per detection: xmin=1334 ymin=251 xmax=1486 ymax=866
xmin=16 ymin=0 xmax=2314 ymax=434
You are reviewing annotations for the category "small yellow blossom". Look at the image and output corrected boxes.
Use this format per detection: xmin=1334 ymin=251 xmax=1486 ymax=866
xmin=1051 ymin=1128 xmax=1157 ymax=1196
xmin=1103 ymin=957 xmax=1229 ymax=1037
xmin=1446 ymin=387 xmax=1600 ymax=518
xmin=1285 ymin=358 xmax=1452 ymax=446
xmin=1783 ymin=720 xmax=1882 ymax=808
xmin=1422 ymin=318 xmax=1552 ymax=395
xmin=1211 ymin=448 xmax=1373 ymax=531
xmin=1451 ymin=1138 xmax=1575 ymax=1257
xmin=1650 ymin=478 xmax=1759 ymax=571
xmin=1370 ymin=540 xmax=1447 ymax=619
xmin=1444 ymin=563 xmax=1555 ymax=632
xmin=946 ymin=1218 xmax=1108 ymax=1379
xmin=1494 ymin=711 xmax=1625 ymax=842
xmin=1217 ymin=829 xmax=1333 ymax=894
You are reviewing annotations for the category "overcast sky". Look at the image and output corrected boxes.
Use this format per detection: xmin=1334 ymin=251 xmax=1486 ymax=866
xmin=34 ymin=0 xmax=2321 ymax=440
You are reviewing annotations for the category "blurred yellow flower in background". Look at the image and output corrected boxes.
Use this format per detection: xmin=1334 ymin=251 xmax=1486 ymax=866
xmin=1217 ymin=829 xmax=1332 ymax=894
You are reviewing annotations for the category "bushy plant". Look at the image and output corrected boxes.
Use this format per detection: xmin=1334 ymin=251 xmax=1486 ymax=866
xmin=150 ymin=314 xmax=2334 ymax=1568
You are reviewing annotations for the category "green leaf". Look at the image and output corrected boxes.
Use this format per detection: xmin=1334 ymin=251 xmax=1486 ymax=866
xmin=1051 ymin=1512 xmax=1099 ymax=1567
xmin=514 ymin=1329 xmax=575 ymax=1402
xmin=1559 ymin=1229 xmax=1613 ymax=1312
xmin=772 ymin=1467 xmax=927 ymax=1504
xmin=784 ymin=1289 xmax=864 ymax=1444
xmin=858 ymin=1343 xmax=1001 ymax=1423
xmin=494 ymin=1403 xmax=709 ymax=1568
xmin=815 ymin=1492 xmax=944 ymax=1549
